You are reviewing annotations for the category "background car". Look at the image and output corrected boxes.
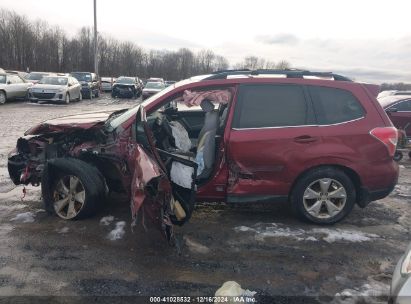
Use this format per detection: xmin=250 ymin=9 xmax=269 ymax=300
xmin=28 ymin=76 xmax=82 ymax=104
xmin=69 ymin=72 xmax=100 ymax=99
xmin=147 ymin=77 xmax=164 ymax=83
xmin=25 ymin=72 xmax=54 ymax=84
xmin=165 ymin=80 xmax=176 ymax=87
xmin=142 ymin=81 xmax=165 ymax=100
xmin=0 ymin=71 xmax=33 ymax=104
xmin=101 ymin=77 xmax=115 ymax=91
xmin=390 ymin=242 xmax=411 ymax=304
xmin=111 ymin=76 xmax=142 ymax=98
xmin=378 ymin=95 xmax=411 ymax=137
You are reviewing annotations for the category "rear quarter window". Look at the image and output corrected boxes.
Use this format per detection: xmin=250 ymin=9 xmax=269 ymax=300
xmin=308 ymin=86 xmax=365 ymax=125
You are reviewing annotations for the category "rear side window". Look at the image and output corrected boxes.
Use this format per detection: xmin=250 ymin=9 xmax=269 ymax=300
xmin=309 ymin=86 xmax=365 ymax=125
xmin=233 ymin=84 xmax=313 ymax=128
xmin=394 ymin=100 xmax=411 ymax=111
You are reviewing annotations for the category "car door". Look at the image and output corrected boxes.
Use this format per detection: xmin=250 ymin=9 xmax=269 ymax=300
xmin=226 ymin=83 xmax=320 ymax=203
xmin=386 ymin=99 xmax=411 ymax=136
xmin=14 ymin=75 xmax=30 ymax=98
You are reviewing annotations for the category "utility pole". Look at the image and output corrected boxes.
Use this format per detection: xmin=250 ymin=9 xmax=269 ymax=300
xmin=93 ymin=0 xmax=98 ymax=76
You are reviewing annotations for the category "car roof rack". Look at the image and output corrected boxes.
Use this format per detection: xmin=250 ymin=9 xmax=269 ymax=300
xmin=205 ymin=69 xmax=352 ymax=81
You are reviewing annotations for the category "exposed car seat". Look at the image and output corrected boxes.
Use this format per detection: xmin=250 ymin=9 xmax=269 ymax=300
xmin=196 ymin=100 xmax=220 ymax=179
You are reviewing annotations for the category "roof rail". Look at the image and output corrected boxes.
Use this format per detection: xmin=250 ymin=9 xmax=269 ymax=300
xmin=205 ymin=69 xmax=352 ymax=81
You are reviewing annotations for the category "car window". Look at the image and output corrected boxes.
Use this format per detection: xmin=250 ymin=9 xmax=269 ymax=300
xmin=233 ymin=84 xmax=311 ymax=128
xmin=0 ymin=75 xmax=6 ymax=84
xmin=394 ymin=100 xmax=411 ymax=111
xmin=309 ymin=86 xmax=365 ymax=125
xmin=8 ymin=75 xmax=23 ymax=84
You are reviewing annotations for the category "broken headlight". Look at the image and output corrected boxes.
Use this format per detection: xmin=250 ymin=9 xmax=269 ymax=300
xmin=401 ymin=249 xmax=411 ymax=275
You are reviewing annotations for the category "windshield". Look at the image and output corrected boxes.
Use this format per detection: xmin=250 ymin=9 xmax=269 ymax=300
xmin=71 ymin=73 xmax=92 ymax=82
xmin=108 ymin=74 xmax=210 ymax=129
xmin=0 ymin=75 xmax=5 ymax=84
xmin=116 ymin=77 xmax=134 ymax=84
xmin=27 ymin=73 xmax=48 ymax=81
xmin=39 ymin=77 xmax=68 ymax=85
xmin=145 ymin=82 xmax=164 ymax=89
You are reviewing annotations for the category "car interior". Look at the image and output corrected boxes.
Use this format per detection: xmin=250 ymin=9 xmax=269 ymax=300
xmin=147 ymin=88 xmax=232 ymax=179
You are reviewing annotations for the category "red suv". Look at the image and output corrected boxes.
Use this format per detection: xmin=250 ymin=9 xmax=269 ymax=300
xmin=8 ymin=70 xmax=399 ymax=239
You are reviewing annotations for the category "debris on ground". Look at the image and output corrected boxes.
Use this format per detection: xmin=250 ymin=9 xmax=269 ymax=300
xmin=330 ymin=279 xmax=389 ymax=304
xmin=215 ymin=281 xmax=256 ymax=303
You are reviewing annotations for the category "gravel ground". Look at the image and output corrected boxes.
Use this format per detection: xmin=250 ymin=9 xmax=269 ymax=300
xmin=0 ymin=94 xmax=410 ymax=303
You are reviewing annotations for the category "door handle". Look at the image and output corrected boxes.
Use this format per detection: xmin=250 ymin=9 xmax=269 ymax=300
xmin=294 ymin=135 xmax=318 ymax=143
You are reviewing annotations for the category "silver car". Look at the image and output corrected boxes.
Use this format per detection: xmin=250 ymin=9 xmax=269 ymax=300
xmin=28 ymin=76 xmax=82 ymax=104
xmin=0 ymin=71 xmax=33 ymax=104
xmin=390 ymin=243 xmax=411 ymax=303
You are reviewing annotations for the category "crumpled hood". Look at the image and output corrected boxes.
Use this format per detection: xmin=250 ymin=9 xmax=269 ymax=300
xmin=25 ymin=111 xmax=113 ymax=135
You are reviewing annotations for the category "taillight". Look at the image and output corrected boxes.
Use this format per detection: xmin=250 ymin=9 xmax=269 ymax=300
xmin=370 ymin=127 xmax=398 ymax=157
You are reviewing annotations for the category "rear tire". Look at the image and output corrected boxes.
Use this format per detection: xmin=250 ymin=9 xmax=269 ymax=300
xmin=290 ymin=167 xmax=356 ymax=224
xmin=394 ymin=151 xmax=403 ymax=162
xmin=41 ymin=158 xmax=105 ymax=220
xmin=0 ymin=91 xmax=6 ymax=104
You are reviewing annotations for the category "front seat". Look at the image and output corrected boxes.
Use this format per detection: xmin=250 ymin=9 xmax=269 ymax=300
xmin=195 ymin=99 xmax=219 ymax=180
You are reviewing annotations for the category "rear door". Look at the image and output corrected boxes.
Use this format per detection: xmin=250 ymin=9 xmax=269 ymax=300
xmin=227 ymin=83 xmax=320 ymax=202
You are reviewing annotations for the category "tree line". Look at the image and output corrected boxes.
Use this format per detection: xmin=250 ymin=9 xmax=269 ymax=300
xmin=0 ymin=9 xmax=291 ymax=80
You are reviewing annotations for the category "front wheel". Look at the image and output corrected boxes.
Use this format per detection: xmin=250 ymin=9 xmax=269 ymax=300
xmin=65 ymin=93 xmax=70 ymax=104
xmin=291 ymin=167 xmax=356 ymax=224
xmin=42 ymin=158 xmax=105 ymax=220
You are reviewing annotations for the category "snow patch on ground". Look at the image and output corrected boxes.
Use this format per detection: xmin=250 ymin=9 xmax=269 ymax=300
xmin=10 ymin=211 xmax=35 ymax=223
xmin=100 ymin=215 xmax=114 ymax=226
xmin=56 ymin=227 xmax=69 ymax=234
xmin=331 ymin=279 xmax=389 ymax=304
xmin=184 ymin=236 xmax=210 ymax=254
xmin=312 ymin=228 xmax=378 ymax=243
xmin=394 ymin=184 xmax=411 ymax=197
xmin=234 ymin=223 xmax=378 ymax=243
xmin=107 ymin=221 xmax=126 ymax=240
xmin=0 ymin=203 xmax=27 ymax=213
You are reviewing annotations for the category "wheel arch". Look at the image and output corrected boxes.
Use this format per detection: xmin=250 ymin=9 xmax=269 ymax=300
xmin=289 ymin=164 xmax=362 ymax=202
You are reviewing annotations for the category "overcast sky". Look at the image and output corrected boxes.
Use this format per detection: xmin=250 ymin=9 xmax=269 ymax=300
xmin=1 ymin=0 xmax=411 ymax=83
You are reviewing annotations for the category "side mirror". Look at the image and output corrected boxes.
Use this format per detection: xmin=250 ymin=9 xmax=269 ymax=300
xmin=7 ymin=81 xmax=11 ymax=85
xmin=386 ymin=107 xmax=398 ymax=113
xmin=68 ymin=83 xmax=72 ymax=87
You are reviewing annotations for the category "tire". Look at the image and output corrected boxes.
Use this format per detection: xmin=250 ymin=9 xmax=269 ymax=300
xmin=394 ymin=151 xmax=403 ymax=162
xmin=77 ymin=91 xmax=82 ymax=102
xmin=65 ymin=93 xmax=70 ymax=104
xmin=0 ymin=91 xmax=6 ymax=104
xmin=290 ymin=167 xmax=356 ymax=224
xmin=41 ymin=158 xmax=105 ymax=220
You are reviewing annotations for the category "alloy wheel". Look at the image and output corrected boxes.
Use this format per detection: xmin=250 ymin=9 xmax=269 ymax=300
xmin=53 ymin=175 xmax=86 ymax=219
xmin=302 ymin=178 xmax=347 ymax=219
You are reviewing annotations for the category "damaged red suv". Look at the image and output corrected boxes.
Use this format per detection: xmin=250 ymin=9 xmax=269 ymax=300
xmin=8 ymin=70 xmax=399 ymax=239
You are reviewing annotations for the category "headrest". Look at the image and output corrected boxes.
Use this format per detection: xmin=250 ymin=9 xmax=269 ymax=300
xmin=200 ymin=99 xmax=215 ymax=112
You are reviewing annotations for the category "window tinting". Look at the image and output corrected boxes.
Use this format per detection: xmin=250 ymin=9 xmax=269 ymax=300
xmin=394 ymin=100 xmax=411 ymax=111
xmin=234 ymin=84 xmax=310 ymax=128
xmin=309 ymin=86 xmax=365 ymax=125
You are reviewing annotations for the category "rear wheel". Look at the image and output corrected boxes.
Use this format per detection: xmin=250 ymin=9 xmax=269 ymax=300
xmin=0 ymin=91 xmax=6 ymax=104
xmin=42 ymin=158 xmax=105 ymax=220
xmin=291 ymin=167 xmax=356 ymax=224
xmin=77 ymin=91 xmax=82 ymax=102
xmin=394 ymin=151 xmax=403 ymax=162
